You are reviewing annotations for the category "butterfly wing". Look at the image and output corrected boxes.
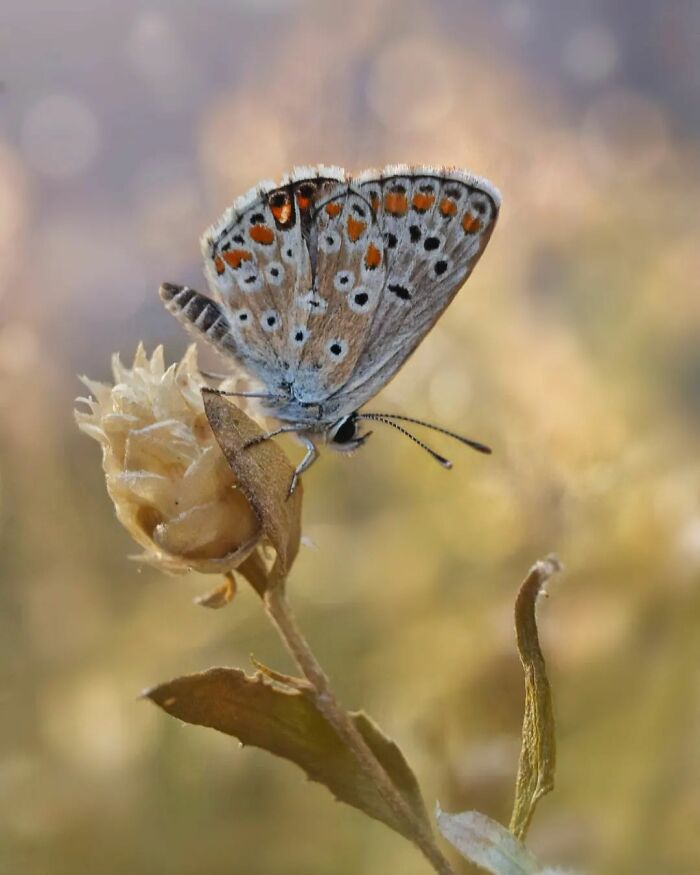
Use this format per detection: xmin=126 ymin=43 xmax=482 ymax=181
xmin=162 ymin=164 xmax=499 ymax=427
xmin=198 ymin=166 xmax=346 ymax=392
xmin=322 ymin=165 xmax=500 ymax=415
xmin=288 ymin=182 xmax=387 ymax=403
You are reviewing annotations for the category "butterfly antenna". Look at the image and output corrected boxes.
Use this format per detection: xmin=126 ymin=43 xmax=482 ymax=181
xmin=357 ymin=415 xmax=453 ymax=469
xmin=366 ymin=413 xmax=492 ymax=454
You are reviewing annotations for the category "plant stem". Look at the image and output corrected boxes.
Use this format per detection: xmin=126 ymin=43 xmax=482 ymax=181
xmin=264 ymin=583 xmax=455 ymax=875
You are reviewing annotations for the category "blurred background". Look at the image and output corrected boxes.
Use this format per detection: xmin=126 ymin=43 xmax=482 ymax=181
xmin=1 ymin=1 xmax=699 ymax=873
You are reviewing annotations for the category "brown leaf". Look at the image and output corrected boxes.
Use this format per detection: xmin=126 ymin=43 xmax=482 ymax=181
xmin=145 ymin=667 xmax=430 ymax=842
xmin=194 ymin=572 xmax=237 ymax=608
xmin=202 ymin=390 xmax=302 ymax=589
xmin=509 ymin=555 xmax=561 ymax=840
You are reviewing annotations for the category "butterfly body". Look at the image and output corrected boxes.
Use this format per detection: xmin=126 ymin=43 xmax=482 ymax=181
xmin=161 ymin=164 xmax=500 ymax=487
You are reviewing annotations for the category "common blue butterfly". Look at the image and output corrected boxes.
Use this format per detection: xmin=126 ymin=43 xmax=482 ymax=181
xmin=161 ymin=165 xmax=501 ymax=492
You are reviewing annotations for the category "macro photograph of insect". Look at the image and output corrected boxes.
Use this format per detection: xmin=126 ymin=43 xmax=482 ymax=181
xmin=1 ymin=3 xmax=699 ymax=875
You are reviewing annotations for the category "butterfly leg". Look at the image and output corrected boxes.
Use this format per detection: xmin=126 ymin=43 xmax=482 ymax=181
xmin=213 ymin=389 xmax=281 ymax=399
xmin=288 ymin=437 xmax=317 ymax=498
xmin=242 ymin=425 xmax=301 ymax=449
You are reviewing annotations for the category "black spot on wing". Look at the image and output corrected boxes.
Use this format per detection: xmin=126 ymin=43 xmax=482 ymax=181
xmin=388 ymin=283 xmax=411 ymax=301
xmin=434 ymin=260 xmax=448 ymax=276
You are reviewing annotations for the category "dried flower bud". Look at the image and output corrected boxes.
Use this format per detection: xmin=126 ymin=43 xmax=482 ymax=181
xmin=75 ymin=344 xmax=262 ymax=574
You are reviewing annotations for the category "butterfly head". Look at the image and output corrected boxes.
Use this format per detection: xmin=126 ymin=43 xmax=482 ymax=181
xmin=326 ymin=412 xmax=372 ymax=453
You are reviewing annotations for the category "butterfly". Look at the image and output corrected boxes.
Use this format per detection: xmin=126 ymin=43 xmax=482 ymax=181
xmin=160 ymin=164 xmax=501 ymax=493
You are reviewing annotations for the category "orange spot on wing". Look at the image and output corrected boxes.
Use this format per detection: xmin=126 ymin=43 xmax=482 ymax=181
xmin=364 ymin=243 xmax=382 ymax=270
xmin=214 ymin=255 xmax=225 ymax=275
xmin=412 ymin=192 xmax=435 ymax=212
xmin=325 ymin=202 xmax=342 ymax=218
xmin=369 ymin=193 xmax=380 ymax=214
xmin=271 ymin=203 xmax=293 ymax=225
xmin=296 ymin=193 xmax=311 ymax=210
xmin=347 ymin=216 xmax=367 ymax=242
xmin=222 ymin=249 xmax=253 ymax=270
xmin=462 ymin=213 xmax=482 ymax=234
xmin=249 ymin=225 xmax=275 ymax=245
xmin=439 ymin=198 xmax=458 ymax=217
xmin=384 ymin=192 xmax=408 ymax=216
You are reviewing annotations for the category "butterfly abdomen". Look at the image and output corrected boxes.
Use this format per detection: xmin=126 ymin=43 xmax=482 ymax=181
xmin=159 ymin=283 xmax=236 ymax=352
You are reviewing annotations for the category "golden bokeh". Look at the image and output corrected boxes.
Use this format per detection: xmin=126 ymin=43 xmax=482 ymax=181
xmin=1 ymin=2 xmax=699 ymax=873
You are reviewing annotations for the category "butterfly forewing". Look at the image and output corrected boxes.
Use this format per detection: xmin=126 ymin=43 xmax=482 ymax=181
xmin=201 ymin=168 xmax=345 ymax=389
xmin=325 ymin=167 xmax=499 ymax=411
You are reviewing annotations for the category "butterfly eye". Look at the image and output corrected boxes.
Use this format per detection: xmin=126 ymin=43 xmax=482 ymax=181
xmin=331 ymin=416 xmax=357 ymax=444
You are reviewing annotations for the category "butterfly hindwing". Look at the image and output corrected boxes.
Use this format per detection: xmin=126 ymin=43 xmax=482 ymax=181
xmin=289 ymin=183 xmax=386 ymax=403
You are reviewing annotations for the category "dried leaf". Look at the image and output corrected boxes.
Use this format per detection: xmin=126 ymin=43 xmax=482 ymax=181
xmin=146 ymin=667 xmax=430 ymax=841
xmin=509 ymin=555 xmax=561 ymax=840
xmin=436 ymin=807 xmax=539 ymax=875
xmin=202 ymin=390 xmax=302 ymax=589
xmin=194 ymin=572 xmax=237 ymax=608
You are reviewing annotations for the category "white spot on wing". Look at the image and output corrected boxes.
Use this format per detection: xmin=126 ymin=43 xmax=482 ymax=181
xmin=326 ymin=338 xmax=348 ymax=362
xmin=265 ymin=261 xmax=284 ymax=285
xmin=347 ymin=287 xmax=373 ymax=313
xmin=296 ymin=291 xmax=328 ymax=314
xmin=260 ymin=309 xmax=281 ymax=332
xmin=318 ymin=229 xmax=341 ymax=254
xmin=333 ymin=270 xmax=355 ymax=293
xmin=290 ymin=325 xmax=309 ymax=346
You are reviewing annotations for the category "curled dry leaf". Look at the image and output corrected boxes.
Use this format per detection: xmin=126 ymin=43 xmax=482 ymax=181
xmin=202 ymin=389 xmax=302 ymax=591
xmin=510 ymin=555 xmax=561 ymax=840
xmin=194 ymin=572 xmax=237 ymax=609
xmin=145 ymin=667 xmax=431 ymax=843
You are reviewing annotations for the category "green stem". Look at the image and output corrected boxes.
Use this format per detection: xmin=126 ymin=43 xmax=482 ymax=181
xmin=264 ymin=584 xmax=455 ymax=875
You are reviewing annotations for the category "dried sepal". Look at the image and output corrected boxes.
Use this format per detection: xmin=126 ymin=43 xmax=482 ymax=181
xmin=145 ymin=667 xmax=430 ymax=842
xmin=194 ymin=572 xmax=237 ymax=609
xmin=202 ymin=390 xmax=302 ymax=589
xmin=510 ymin=555 xmax=560 ymax=840
xmin=75 ymin=344 xmax=263 ymax=575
